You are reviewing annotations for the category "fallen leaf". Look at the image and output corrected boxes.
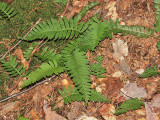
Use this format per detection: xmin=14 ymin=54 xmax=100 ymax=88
xmin=75 ymin=115 xmax=98 ymax=120
xmin=121 ymin=82 xmax=148 ymax=100
xmin=105 ymin=1 xmax=118 ymax=21
xmin=1 ymin=101 xmax=19 ymax=114
xmin=151 ymin=94 xmax=160 ymax=109
xmin=31 ymin=109 xmax=39 ymax=120
xmin=43 ymin=103 xmax=66 ymax=120
xmin=145 ymin=102 xmax=157 ymax=120
xmin=113 ymin=39 xmax=128 ymax=61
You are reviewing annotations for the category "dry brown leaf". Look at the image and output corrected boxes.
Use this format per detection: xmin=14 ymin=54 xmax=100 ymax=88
xmin=113 ymin=39 xmax=128 ymax=61
xmin=105 ymin=1 xmax=118 ymax=21
xmin=1 ymin=101 xmax=19 ymax=114
xmin=121 ymin=82 xmax=148 ymax=100
xmin=99 ymin=104 xmax=116 ymax=120
xmin=43 ymin=106 xmax=66 ymax=120
xmin=13 ymin=48 xmax=29 ymax=69
xmin=145 ymin=102 xmax=157 ymax=120
xmin=31 ymin=109 xmax=40 ymax=120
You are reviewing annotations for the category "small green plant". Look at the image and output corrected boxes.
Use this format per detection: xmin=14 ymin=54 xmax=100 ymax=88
xmin=115 ymin=98 xmax=145 ymax=116
xmin=0 ymin=55 xmax=27 ymax=77
xmin=0 ymin=1 xmax=16 ymax=19
xmin=140 ymin=66 xmax=160 ymax=78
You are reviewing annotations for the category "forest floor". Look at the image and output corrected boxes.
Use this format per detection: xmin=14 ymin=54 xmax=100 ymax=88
xmin=0 ymin=0 xmax=160 ymax=120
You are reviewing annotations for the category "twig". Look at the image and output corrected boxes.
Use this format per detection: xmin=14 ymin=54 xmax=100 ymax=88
xmin=0 ymin=75 xmax=56 ymax=103
xmin=61 ymin=0 xmax=70 ymax=17
xmin=0 ymin=18 xmax=42 ymax=60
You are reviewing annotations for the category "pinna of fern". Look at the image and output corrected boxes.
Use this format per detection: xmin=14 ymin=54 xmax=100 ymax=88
xmin=0 ymin=55 xmax=28 ymax=77
xmin=0 ymin=1 xmax=16 ymax=19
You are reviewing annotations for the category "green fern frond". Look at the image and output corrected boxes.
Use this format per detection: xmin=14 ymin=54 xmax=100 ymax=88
xmin=58 ymin=85 xmax=83 ymax=104
xmin=140 ymin=66 xmax=160 ymax=78
xmin=112 ymin=19 xmax=154 ymax=38
xmin=0 ymin=2 xmax=16 ymax=19
xmin=23 ymin=16 xmax=89 ymax=41
xmin=90 ymin=56 xmax=106 ymax=78
xmin=62 ymin=49 xmax=91 ymax=105
xmin=0 ymin=55 xmax=27 ymax=77
xmin=21 ymin=61 xmax=64 ymax=88
xmin=115 ymin=97 xmax=145 ymax=116
xmin=24 ymin=42 xmax=39 ymax=60
xmin=90 ymin=90 xmax=110 ymax=102
xmin=157 ymin=41 xmax=160 ymax=53
xmin=34 ymin=46 xmax=62 ymax=63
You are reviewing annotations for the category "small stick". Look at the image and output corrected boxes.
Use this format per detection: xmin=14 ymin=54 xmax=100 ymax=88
xmin=61 ymin=0 xmax=70 ymax=17
xmin=0 ymin=18 xmax=42 ymax=60
xmin=0 ymin=75 xmax=56 ymax=103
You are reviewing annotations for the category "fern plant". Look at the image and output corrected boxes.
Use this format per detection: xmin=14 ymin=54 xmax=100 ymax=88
xmin=90 ymin=56 xmax=106 ymax=78
xmin=115 ymin=97 xmax=145 ymax=115
xmin=0 ymin=2 xmax=16 ymax=19
xmin=0 ymin=55 xmax=27 ymax=77
xmin=58 ymin=85 xmax=109 ymax=104
xmin=140 ymin=66 xmax=160 ymax=78
xmin=21 ymin=61 xmax=64 ymax=88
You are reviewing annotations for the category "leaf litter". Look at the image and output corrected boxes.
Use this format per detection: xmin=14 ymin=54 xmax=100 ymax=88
xmin=0 ymin=0 xmax=160 ymax=120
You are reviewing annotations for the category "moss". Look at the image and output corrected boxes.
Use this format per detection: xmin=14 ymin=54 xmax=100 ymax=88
xmin=0 ymin=0 xmax=65 ymax=97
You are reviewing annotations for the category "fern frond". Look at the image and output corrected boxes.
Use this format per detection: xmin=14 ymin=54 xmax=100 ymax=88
xmin=112 ymin=19 xmax=154 ymax=38
xmin=21 ymin=61 xmax=64 ymax=88
xmin=62 ymin=49 xmax=91 ymax=105
xmin=0 ymin=2 xmax=16 ymax=19
xmin=90 ymin=56 xmax=106 ymax=78
xmin=23 ymin=17 xmax=89 ymax=41
xmin=90 ymin=90 xmax=110 ymax=102
xmin=34 ymin=46 xmax=62 ymax=63
xmin=115 ymin=97 xmax=145 ymax=115
xmin=58 ymin=85 xmax=83 ymax=104
xmin=0 ymin=55 xmax=27 ymax=77
xmin=157 ymin=41 xmax=160 ymax=53
xmin=140 ymin=66 xmax=160 ymax=78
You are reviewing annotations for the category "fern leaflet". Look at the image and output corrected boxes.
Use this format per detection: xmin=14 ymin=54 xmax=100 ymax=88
xmin=23 ymin=16 xmax=89 ymax=41
xmin=18 ymin=116 xmax=30 ymax=120
xmin=0 ymin=2 xmax=16 ymax=19
xmin=140 ymin=66 xmax=160 ymax=78
xmin=0 ymin=55 xmax=27 ymax=77
xmin=34 ymin=46 xmax=62 ymax=63
xmin=21 ymin=61 xmax=64 ymax=88
xmin=90 ymin=56 xmax=106 ymax=78
xmin=115 ymin=97 xmax=145 ymax=115
xmin=153 ymin=0 xmax=160 ymax=32
xmin=62 ymin=49 xmax=91 ymax=105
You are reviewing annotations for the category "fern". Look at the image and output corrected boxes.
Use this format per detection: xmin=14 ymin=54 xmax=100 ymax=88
xmin=114 ymin=97 xmax=145 ymax=115
xmin=59 ymin=85 xmax=109 ymax=104
xmin=62 ymin=49 xmax=91 ymax=105
xmin=0 ymin=55 xmax=27 ymax=77
xmin=58 ymin=85 xmax=83 ymax=104
xmin=90 ymin=56 xmax=106 ymax=78
xmin=21 ymin=61 xmax=64 ymax=88
xmin=157 ymin=41 xmax=160 ymax=53
xmin=0 ymin=2 xmax=16 ymax=19
xmin=90 ymin=89 xmax=110 ymax=102
xmin=34 ymin=46 xmax=62 ymax=63
xmin=140 ymin=66 xmax=160 ymax=78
